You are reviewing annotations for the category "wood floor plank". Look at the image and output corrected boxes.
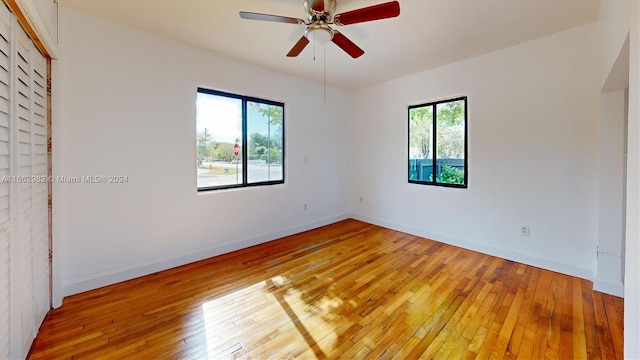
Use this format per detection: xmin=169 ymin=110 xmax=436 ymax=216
xmin=544 ymin=274 xmax=563 ymax=360
xmin=593 ymin=291 xmax=617 ymax=360
xmin=572 ymin=277 xmax=588 ymax=359
xmin=581 ymin=279 xmax=601 ymax=360
xmin=27 ymin=219 xmax=623 ymax=359
xmin=490 ymin=288 xmax=525 ymax=358
xmin=603 ymin=291 xmax=625 ymax=359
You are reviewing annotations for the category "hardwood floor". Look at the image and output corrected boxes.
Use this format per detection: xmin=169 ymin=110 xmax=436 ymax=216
xmin=29 ymin=219 xmax=623 ymax=359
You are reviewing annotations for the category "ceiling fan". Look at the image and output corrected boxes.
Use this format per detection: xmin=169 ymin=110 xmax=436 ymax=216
xmin=239 ymin=0 xmax=400 ymax=59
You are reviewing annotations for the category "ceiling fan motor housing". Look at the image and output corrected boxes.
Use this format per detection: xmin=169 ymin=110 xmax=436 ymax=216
xmin=304 ymin=0 xmax=337 ymax=22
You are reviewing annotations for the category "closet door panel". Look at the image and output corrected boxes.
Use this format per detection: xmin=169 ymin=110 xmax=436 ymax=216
xmin=0 ymin=4 xmax=50 ymax=357
xmin=14 ymin=24 xmax=35 ymax=355
xmin=0 ymin=5 xmax=11 ymax=359
xmin=31 ymin=43 xmax=48 ymax=327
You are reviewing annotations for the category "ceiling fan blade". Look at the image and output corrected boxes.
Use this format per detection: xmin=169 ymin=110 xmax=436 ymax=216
xmin=332 ymin=32 xmax=364 ymax=58
xmin=308 ymin=0 xmax=325 ymax=12
xmin=333 ymin=1 xmax=400 ymax=26
xmin=239 ymin=11 xmax=304 ymax=24
xmin=287 ymin=36 xmax=310 ymax=57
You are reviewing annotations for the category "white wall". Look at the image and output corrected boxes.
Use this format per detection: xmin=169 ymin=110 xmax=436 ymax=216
xmin=598 ymin=0 xmax=640 ymax=357
xmin=596 ymin=90 xmax=626 ymax=296
xmin=349 ymin=23 xmax=600 ymax=280
xmin=55 ymin=7 xmax=350 ymax=297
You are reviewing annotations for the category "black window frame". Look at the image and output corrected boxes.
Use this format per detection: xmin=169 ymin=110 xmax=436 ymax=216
xmin=197 ymin=87 xmax=285 ymax=192
xmin=408 ymin=96 xmax=468 ymax=188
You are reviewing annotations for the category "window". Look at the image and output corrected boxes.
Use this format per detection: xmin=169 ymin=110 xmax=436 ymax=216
xmin=408 ymin=97 xmax=467 ymax=188
xmin=196 ymin=88 xmax=284 ymax=191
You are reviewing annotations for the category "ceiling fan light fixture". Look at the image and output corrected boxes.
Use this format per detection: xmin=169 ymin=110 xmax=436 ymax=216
xmin=240 ymin=0 xmax=401 ymax=58
xmin=305 ymin=26 xmax=333 ymax=45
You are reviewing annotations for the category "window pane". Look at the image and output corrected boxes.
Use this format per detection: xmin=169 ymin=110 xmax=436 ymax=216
xmin=435 ymin=100 xmax=465 ymax=185
xmin=247 ymin=102 xmax=284 ymax=183
xmin=196 ymin=92 xmax=243 ymax=189
xmin=408 ymin=105 xmax=433 ymax=182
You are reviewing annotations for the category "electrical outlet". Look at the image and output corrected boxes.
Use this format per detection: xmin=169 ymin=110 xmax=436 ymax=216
xmin=303 ymin=155 xmax=309 ymax=165
xmin=304 ymin=203 xmax=308 ymax=211
xmin=520 ymin=225 xmax=530 ymax=237
xmin=359 ymin=196 xmax=363 ymax=204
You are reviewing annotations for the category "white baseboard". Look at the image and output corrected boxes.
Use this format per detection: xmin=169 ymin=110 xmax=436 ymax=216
xmin=350 ymin=213 xmax=596 ymax=282
xmin=62 ymin=213 xmax=350 ymax=297
xmin=593 ymin=277 xmax=624 ymax=297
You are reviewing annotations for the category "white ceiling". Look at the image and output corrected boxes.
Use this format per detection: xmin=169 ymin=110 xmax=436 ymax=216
xmin=59 ymin=0 xmax=602 ymax=90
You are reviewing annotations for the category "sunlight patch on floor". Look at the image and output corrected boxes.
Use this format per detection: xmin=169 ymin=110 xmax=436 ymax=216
xmin=201 ymin=275 xmax=345 ymax=358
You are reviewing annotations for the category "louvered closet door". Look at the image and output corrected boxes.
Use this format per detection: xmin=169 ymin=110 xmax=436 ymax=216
xmin=0 ymin=5 xmax=11 ymax=359
xmin=30 ymin=41 xmax=48 ymax=327
xmin=0 ymin=5 xmax=50 ymax=358
xmin=14 ymin=24 xmax=35 ymax=353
